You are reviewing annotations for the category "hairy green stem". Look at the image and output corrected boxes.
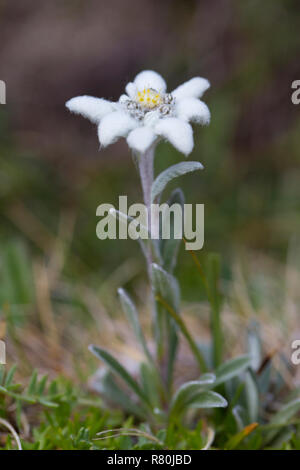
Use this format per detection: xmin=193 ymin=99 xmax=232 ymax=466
xmin=138 ymin=146 xmax=169 ymax=393
xmin=138 ymin=146 xmax=155 ymax=273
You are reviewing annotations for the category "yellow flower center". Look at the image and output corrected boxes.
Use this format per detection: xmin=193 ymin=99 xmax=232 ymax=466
xmin=136 ymin=88 xmax=163 ymax=109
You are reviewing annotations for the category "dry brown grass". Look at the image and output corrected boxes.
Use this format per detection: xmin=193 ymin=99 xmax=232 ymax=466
xmin=4 ymin=205 xmax=300 ymax=391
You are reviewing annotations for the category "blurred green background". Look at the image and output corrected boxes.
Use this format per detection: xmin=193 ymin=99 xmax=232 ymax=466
xmin=0 ymin=0 xmax=300 ymax=308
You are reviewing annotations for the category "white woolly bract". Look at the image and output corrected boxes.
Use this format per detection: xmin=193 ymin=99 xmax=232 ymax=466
xmin=65 ymin=96 xmax=114 ymax=124
xmin=125 ymin=82 xmax=137 ymax=99
xmin=133 ymin=70 xmax=167 ymax=93
xmin=127 ymin=127 xmax=156 ymax=153
xmin=176 ymin=98 xmax=211 ymax=125
xmin=143 ymin=110 xmax=160 ymax=127
xmin=155 ymin=117 xmax=194 ymax=156
xmin=66 ymin=70 xmax=211 ymax=155
xmin=172 ymin=77 xmax=210 ymax=101
xmin=98 ymin=111 xmax=137 ymax=147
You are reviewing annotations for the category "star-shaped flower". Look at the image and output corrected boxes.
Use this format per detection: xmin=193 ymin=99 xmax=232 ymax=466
xmin=66 ymin=70 xmax=210 ymax=156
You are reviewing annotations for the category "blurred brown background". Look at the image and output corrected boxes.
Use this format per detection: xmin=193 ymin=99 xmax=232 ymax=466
xmin=2 ymin=0 xmax=299 ymax=158
xmin=0 ymin=0 xmax=300 ymax=301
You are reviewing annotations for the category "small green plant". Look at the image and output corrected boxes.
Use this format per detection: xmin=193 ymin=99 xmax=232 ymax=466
xmin=66 ymin=70 xmax=259 ymax=444
xmin=0 ymin=364 xmax=125 ymax=450
xmin=64 ymin=70 xmax=300 ymax=449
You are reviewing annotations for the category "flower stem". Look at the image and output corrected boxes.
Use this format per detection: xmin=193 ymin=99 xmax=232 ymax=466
xmin=138 ymin=145 xmax=155 ymax=273
xmin=138 ymin=145 xmax=166 ymax=384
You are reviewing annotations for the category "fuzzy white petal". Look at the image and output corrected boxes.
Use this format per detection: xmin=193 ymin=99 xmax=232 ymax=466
xmin=176 ymin=98 xmax=210 ymax=125
xmin=143 ymin=110 xmax=160 ymax=127
xmin=172 ymin=77 xmax=210 ymax=101
xmin=127 ymin=127 xmax=156 ymax=153
xmin=98 ymin=111 xmax=137 ymax=147
xmin=155 ymin=118 xmax=194 ymax=156
xmin=125 ymin=82 xmax=137 ymax=99
xmin=133 ymin=70 xmax=167 ymax=93
xmin=119 ymin=94 xmax=130 ymax=104
xmin=66 ymin=96 xmax=114 ymax=124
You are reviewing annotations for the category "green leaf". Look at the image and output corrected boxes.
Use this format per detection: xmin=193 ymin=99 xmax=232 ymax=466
xmin=206 ymin=253 xmax=223 ymax=367
xmin=214 ymin=355 xmax=252 ymax=387
xmin=160 ymin=188 xmax=184 ymax=273
xmin=27 ymin=370 xmax=38 ymax=395
xmin=188 ymin=391 xmax=228 ymax=409
xmin=244 ymin=370 xmax=259 ymax=422
xmin=257 ymin=361 xmax=272 ymax=395
xmin=118 ymin=288 xmax=153 ymax=364
xmin=232 ymin=405 xmax=246 ymax=431
xmin=0 ymin=241 xmax=35 ymax=305
xmin=264 ymin=398 xmax=300 ymax=444
xmin=38 ymin=398 xmax=59 ymax=408
xmin=140 ymin=363 xmax=161 ymax=410
xmin=93 ymin=368 xmax=147 ymax=419
xmin=0 ymin=385 xmax=35 ymax=404
xmin=37 ymin=375 xmax=48 ymax=395
xmin=151 ymin=263 xmax=180 ymax=387
xmin=151 ymin=161 xmax=204 ymax=203
xmin=155 ymin=293 xmax=207 ymax=373
xmin=0 ymin=366 xmax=5 ymax=384
xmin=270 ymin=427 xmax=295 ymax=449
xmin=170 ymin=375 xmax=216 ymax=415
xmin=151 ymin=263 xmax=180 ymax=311
xmin=247 ymin=323 xmax=262 ymax=371
xmin=89 ymin=345 xmax=151 ymax=408
xmin=225 ymin=423 xmax=259 ymax=450
xmin=48 ymin=380 xmax=58 ymax=396
xmin=4 ymin=364 xmax=17 ymax=387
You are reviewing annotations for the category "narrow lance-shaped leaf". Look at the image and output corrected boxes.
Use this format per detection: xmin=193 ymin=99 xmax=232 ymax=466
xmin=206 ymin=253 xmax=223 ymax=367
xmin=4 ymin=364 xmax=17 ymax=387
xmin=151 ymin=263 xmax=180 ymax=384
xmin=170 ymin=374 xmax=216 ymax=414
xmin=214 ymin=355 xmax=252 ymax=387
xmin=272 ymin=399 xmax=300 ymax=424
xmin=89 ymin=345 xmax=151 ymax=408
xmin=1 ymin=241 xmax=35 ymax=305
xmin=169 ymin=380 xmax=227 ymax=423
xmin=264 ymin=398 xmax=300 ymax=444
xmin=155 ymin=293 xmax=207 ymax=372
xmin=140 ymin=362 xmax=161 ymax=410
xmin=151 ymin=263 xmax=180 ymax=311
xmin=37 ymin=375 xmax=48 ymax=395
xmin=27 ymin=369 xmax=38 ymax=395
xmin=247 ymin=322 xmax=262 ymax=371
xmin=225 ymin=423 xmax=259 ymax=450
xmin=151 ymin=161 xmax=204 ymax=203
xmin=118 ymin=288 xmax=153 ymax=365
xmin=188 ymin=391 xmax=228 ymax=409
xmin=93 ymin=368 xmax=147 ymax=420
xmin=151 ymin=264 xmax=180 ymax=362
xmin=166 ymin=324 xmax=178 ymax=393
xmin=244 ymin=370 xmax=259 ymax=423
xmin=160 ymin=188 xmax=185 ymax=273
xmin=232 ymin=405 xmax=246 ymax=432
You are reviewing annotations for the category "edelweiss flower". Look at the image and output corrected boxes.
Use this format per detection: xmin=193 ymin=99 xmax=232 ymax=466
xmin=66 ymin=70 xmax=210 ymax=156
